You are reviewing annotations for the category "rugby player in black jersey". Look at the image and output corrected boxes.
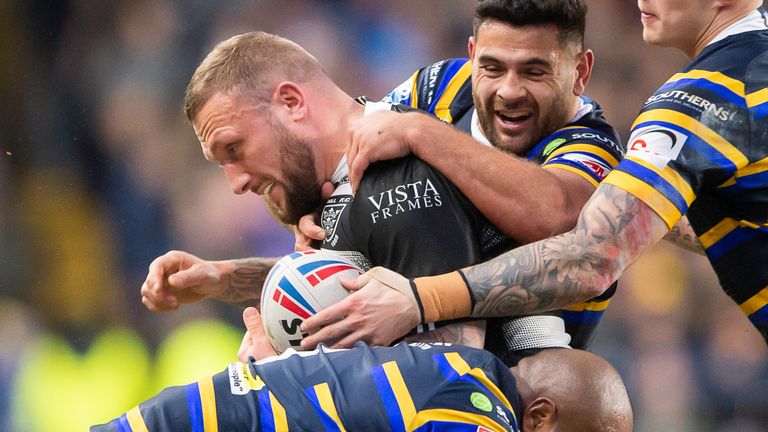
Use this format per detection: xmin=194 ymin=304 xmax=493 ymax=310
xmin=311 ymin=0 xmax=768 ymax=348
xmin=298 ymin=0 xmax=630 ymax=354
xmin=143 ymin=0 xmax=631 ymax=363
xmin=92 ymin=307 xmax=632 ymax=432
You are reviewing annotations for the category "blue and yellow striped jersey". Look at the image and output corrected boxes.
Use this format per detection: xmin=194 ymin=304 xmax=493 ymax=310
xmin=92 ymin=343 xmax=521 ymax=432
xmin=604 ymin=16 xmax=768 ymax=342
xmin=384 ymin=58 xmax=624 ymax=350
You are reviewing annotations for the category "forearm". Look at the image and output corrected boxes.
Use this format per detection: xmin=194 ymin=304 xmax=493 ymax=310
xmin=413 ymin=184 xmax=669 ymax=320
xmin=404 ymin=113 xmax=586 ymax=242
xmin=664 ymin=216 xmax=704 ymax=255
xmin=213 ymin=257 xmax=279 ymax=307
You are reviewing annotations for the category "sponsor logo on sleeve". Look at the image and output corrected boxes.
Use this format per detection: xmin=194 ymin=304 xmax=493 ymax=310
xmin=627 ymin=125 xmax=687 ymax=169
xmin=383 ymin=78 xmax=414 ymax=104
xmin=470 ymin=392 xmax=493 ymax=412
xmin=228 ymin=362 xmax=266 ymax=395
xmin=551 ymin=153 xmax=613 ymax=180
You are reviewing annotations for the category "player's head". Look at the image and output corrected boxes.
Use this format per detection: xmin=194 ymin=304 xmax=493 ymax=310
xmin=638 ymin=0 xmax=763 ymax=57
xmin=511 ymin=348 xmax=633 ymax=432
xmin=469 ymin=0 xmax=594 ymax=155
xmin=184 ymin=32 xmax=327 ymax=225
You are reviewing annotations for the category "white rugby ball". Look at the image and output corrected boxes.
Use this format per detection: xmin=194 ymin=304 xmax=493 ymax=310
xmin=259 ymin=250 xmax=363 ymax=353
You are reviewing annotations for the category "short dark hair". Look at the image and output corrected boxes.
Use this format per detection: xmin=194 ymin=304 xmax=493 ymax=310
xmin=473 ymin=0 xmax=587 ymax=48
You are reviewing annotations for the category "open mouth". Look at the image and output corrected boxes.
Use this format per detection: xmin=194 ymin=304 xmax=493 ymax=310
xmin=496 ymin=109 xmax=533 ymax=129
xmin=257 ymin=181 xmax=275 ymax=196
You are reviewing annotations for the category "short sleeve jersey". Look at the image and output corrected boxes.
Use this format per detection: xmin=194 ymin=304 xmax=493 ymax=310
xmin=94 ymin=343 xmax=522 ymax=432
xmin=383 ymin=58 xmax=626 ymax=349
xmin=603 ymin=13 xmax=768 ymax=341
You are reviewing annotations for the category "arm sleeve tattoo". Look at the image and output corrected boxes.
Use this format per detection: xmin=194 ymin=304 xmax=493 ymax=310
xmin=464 ymin=184 xmax=670 ymax=318
xmin=216 ymin=257 xmax=278 ymax=308
xmin=663 ymin=216 xmax=704 ymax=255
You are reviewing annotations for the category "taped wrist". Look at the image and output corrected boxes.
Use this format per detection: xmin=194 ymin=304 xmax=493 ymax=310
xmin=412 ymin=271 xmax=473 ymax=324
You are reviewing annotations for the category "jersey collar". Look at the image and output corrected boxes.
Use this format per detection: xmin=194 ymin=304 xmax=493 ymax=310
xmin=707 ymin=8 xmax=768 ymax=47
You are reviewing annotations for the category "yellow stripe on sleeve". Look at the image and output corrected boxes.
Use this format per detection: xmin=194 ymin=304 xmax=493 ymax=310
xmin=198 ymin=376 xmax=218 ymax=432
xmin=125 ymin=406 xmax=149 ymax=432
xmin=666 ymin=70 xmax=745 ymax=96
xmin=746 ymin=88 xmax=768 ymax=108
xmin=740 ymin=286 xmax=768 ymax=316
xmin=626 ymin=155 xmax=696 ymax=206
xmin=411 ymin=409 xmax=508 ymax=432
xmin=603 ymin=170 xmax=682 ymax=229
xmin=433 ymin=61 xmax=472 ymax=122
xmin=546 ymin=143 xmax=620 ymax=167
xmin=408 ymin=70 xmax=420 ymax=108
xmin=381 ymin=361 xmax=417 ymax=426
xmin=698 ymin=218 xmax=740 ymax=249
xmin=721 ymin=156 xmax=768 ymax=187
xmin=269 ymin=391 xmax=289 ymax=432
xmin=737 ymin=156 xmax=768 ymax=177
xmin=314 ymin=383 xmax=347 ymax=431
xmin=631 ymin=109 xmax=749 ymax=169
xmin=562 ymin=299 xmax=611 ymax=312
xmin=443 ymin=353 xmax=513 ymax=412
xmin=542 ymin=163 xmax=599 ymax=187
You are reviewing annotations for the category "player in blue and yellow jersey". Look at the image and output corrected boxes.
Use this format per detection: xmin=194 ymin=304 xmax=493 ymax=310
xmin=378 ymin=58 xmax=622 ymax=356
xmin=92 ymin=308 xmax=632 ymax=432
xmin=300 ymin=0 xmax=626 ymax=357
xmin=321 ymin=0 xmax=768 ymax=348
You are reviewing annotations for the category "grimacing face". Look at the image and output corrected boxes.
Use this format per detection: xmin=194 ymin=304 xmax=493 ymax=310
xmin=470 ymin=21 xmax=580 ymax=155
xmin=194 ymin=91 xmax=322 ymax=225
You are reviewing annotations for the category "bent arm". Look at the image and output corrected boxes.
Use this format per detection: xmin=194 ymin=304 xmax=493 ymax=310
xmin=403 ymin=113 xmax=595 ymax=243
xmin=415 ymin=184 xmax=670 ymax=320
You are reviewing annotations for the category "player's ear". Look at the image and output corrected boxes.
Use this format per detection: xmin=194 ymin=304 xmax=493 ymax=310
xmin=522 ymin=396 xmax=557 ymax=430
xmin=273 ymin=81 xmax=306 ymax=122
xmin=573 ymin=48 xmax=594 ymax=96
xmin=467 ymin=35 xmax=476 ymax=59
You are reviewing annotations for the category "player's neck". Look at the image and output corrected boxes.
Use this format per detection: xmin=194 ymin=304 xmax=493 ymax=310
xmin=689 ymin=3 xmax=760 ymax=58
xmin=317 ymin=92 xmax=364 ymax=182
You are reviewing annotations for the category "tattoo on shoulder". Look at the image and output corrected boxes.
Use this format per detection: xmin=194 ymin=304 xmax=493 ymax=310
xmin=220 ymin=258 xmax=277 ymax=308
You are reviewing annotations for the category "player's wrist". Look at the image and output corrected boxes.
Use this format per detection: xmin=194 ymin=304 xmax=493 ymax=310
xmin=412 ymin=271 xmax=474 ymax=323
xmin=209 ymin=260 xmax=237 ymax=300
xmin=403 ymin=112 xmax=427 ymax=156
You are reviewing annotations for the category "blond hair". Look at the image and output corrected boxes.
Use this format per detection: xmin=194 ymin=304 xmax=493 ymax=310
xmin=184 ymin=31 xmax=323 ymax=122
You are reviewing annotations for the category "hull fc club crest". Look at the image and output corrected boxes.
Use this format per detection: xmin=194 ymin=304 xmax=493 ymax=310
xmin=322 ymin=202 xmax=346 ymax=243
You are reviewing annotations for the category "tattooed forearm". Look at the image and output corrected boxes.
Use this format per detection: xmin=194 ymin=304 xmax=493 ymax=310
xmin=404 ymin=320 xmax=486 ymax=348
xmin=466 ymin=184 xmax=670 ymax=318
xmin=664 ymin=216 xmax=704 ymax=254
xmin=216 ymin=257 xmax=278 ymax=308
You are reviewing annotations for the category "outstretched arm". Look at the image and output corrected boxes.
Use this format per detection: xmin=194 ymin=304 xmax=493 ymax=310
xmin=301 ymin=184 xmax=670 ymax=347
xmin=141 ymin=250 xmax=277 ymax=311
xmin=347 ymin=110 xmax=596 ymax=243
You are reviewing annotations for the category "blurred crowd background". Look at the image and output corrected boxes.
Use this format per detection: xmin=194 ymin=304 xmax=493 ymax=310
xmin=1 ymin=0 xmax=767 ymax=430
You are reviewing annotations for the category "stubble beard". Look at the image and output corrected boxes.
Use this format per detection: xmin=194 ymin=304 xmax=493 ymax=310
xmin=264 ymin=120 xmax=322 ymax=226
xmin=475 ymin=91 xmax=572 ymax=155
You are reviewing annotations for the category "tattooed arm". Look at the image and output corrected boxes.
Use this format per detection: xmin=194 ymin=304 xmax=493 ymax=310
xmin=663 ymin=216 xmax=704 ymax=255
xmin=465 ymin=184 xmax=670 ymax=317
xmin=300 ymin=185 xmax=671 ymax=348
xmin=141 ymin=250 xmax=277 ymax=312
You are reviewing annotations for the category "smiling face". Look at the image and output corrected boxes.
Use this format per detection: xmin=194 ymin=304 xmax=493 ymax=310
xmin=470 ymin=21 xmax=582 ymax=155
xmin=638 ymin=0 xmax=715 ymax=53
xmin=194 ymin=91 xmax=322 ymax=225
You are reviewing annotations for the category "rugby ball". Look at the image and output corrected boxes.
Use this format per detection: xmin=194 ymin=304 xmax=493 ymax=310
xmin=259 ymin=250 xmax=363 ymax=353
